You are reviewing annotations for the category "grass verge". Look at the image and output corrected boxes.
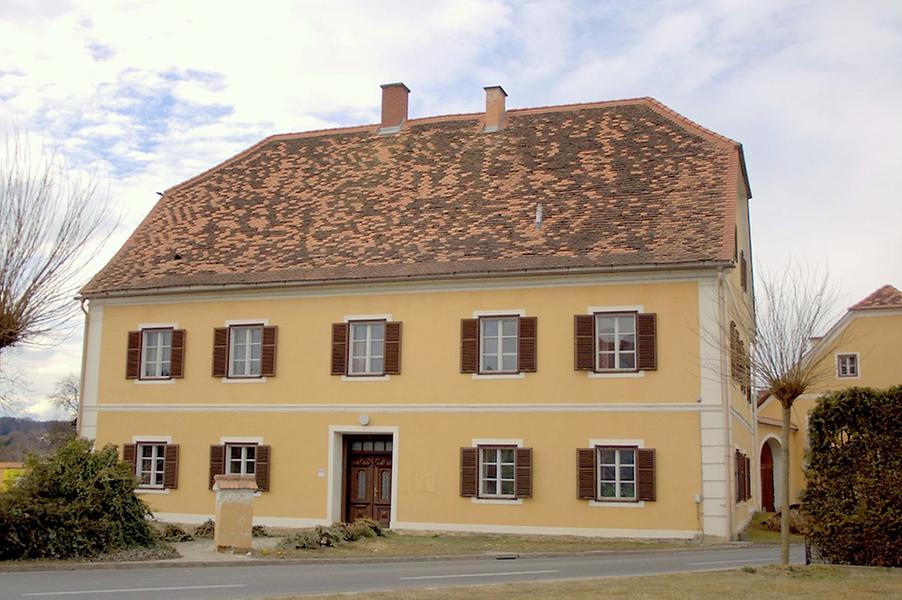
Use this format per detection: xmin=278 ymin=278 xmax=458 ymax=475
xmin=280 ymin=565 xmax=901 ymax=599
xmin=258 ymin=530 xmax=713 ymax=559
xmin=745 ymin=511 xmax=805 ymax=544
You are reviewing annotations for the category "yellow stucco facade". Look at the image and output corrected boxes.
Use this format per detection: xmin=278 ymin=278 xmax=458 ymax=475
xmin=756 ymin=305 xmax=902 ymax=506
xmin=81 ymin=271 xmax=756 ymax=540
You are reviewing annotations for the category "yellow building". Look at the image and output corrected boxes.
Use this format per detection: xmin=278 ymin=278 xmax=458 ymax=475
xmin=79 ymin=84 xmax=756 ymax=540
xmin=756 ymin=284 xmax=902 ymax=509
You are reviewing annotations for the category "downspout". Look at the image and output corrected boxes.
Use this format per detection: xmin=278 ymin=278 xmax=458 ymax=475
xmin=77 ymin=298 xmax=89 ymax=437
xmin=718 ymin=267 xmax=734 ymax=539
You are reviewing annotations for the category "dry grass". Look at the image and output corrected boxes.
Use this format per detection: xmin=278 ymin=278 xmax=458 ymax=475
xmin=744 ymin=511 xmax=805 ymax=544
xmin=283 ymin=565 xmax=902 ymax=599
xmin=258 ymin=530 xmax=712 ymax=559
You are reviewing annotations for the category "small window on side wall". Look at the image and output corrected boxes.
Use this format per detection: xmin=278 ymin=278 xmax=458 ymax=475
xmin=837 ymin=353 xmax=858 ymax=378
xmin=123 ymin=442 xmax=179 ymax=489
xmin=126 ymin=328 xmax=185 ymax=380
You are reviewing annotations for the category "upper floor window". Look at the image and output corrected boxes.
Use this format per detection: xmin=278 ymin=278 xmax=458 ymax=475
xmin=837 ymin=353 xmax=858 ymax=378
xmin=227 ymin=444 xmax=257 ymax=475
xmin=596 ymin=313 xmax=636 ymax=371
xmin=480 ymin=317 xmax=519 ymax=373
xmin=598 ymin=447 xmax=636 ymax=500
xmin=479 ymin=446 xmax=517 ymax=498
xmin=349 ymin=321 xmax=385 ymax=375
xmin=137 ymin=442 xmax=165 ymax=488
xmin=230 ymin=325 xmax=263 ymax=378
xmin=142 ymin=329 xmax=172 ymax=379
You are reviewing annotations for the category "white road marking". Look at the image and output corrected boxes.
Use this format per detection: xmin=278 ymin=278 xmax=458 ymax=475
xmin=22 ymin=584 xmax=246 ymax=597
xmin=688 ymin=558 xmax=776 ymax=566
xmin=401 ymin=569 xmax=559 ymax=581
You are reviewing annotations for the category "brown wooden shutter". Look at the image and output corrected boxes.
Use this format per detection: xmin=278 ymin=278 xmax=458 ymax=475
xmin=163 ymin=444 xmax=179 ymax=489
xmin=730 ymin=322 xmax=740 ymax=380
xmin=209 ymin=445 xmax=225 ymax=489
xmin=261 ymin=326 xmax=277 ymax=377
xmin=574 ymin=315 xmax=595 ymax=371
xmin=384 ymin=322 xmax=402 ymax=375
xmin=518 ymin=317 xmax=537 ymax=373
xmin=460 ymin=319 xmax=479 ymax=374
xmin=126 ymin=331 xmax=142 ymax=379
xmin=170 ymin=330 xmax=186 ymax=378
xmin=331 ymin=323 xmax=348 ymax=375
xmin=740 ymin=251 xmax=748 ymax=292
xmin=636 ymin=313 xmax=657 ymax=371
xmin=636 ymin=448 xmax=656 ymax=501
xmin=746 ymin=456 xmax=752 ymax=500
xmin=516 ymin=447 xmax=533 ymax=498
xmin=577 ymin=448 xmax=596 ymax=500
xmin=460 ymin=447 xmax=478 ymax=497
xmin=123 ymin=443 xmax=137 ymax=475
xmin=212 ymin=328 xmax=229 ymax=377
xmin=735 ymin=450 xmax=742 ymax=500
xmin=256 ymin=445 xmax=271 ymax=491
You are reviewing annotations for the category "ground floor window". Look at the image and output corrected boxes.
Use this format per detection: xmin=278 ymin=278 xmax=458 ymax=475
xmin=479 ymin=446 xmax=516 ymax=498
xmin=227 ymin=444 xmax=257 ymax=475
xmin=598 ymin=447 xmax=637 ymax=500
xmin=137 ymin=442 xmax=165 ymax=487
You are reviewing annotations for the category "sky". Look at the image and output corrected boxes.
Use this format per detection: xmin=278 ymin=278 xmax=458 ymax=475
xmin=1 ymin=0 xmax=900 ymax=419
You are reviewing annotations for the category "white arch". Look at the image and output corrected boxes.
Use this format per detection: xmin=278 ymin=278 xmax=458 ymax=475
xmin=758 ymin=434 xmax=783 ymax=511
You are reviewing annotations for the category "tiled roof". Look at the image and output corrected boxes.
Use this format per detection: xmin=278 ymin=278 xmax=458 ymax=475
xmin=82 ymin=97 xmax=748 ymax=296
xmin=849 ymin=284 xmax=902 ymax=310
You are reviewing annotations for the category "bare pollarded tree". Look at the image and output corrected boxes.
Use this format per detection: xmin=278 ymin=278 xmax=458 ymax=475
xmin=49 ymin=373 xmax=80 ymax=420
xmin=721 ymin=263 xmax=837 ymax=564
xmin=0 ymin=131 xmax=117 ymax=410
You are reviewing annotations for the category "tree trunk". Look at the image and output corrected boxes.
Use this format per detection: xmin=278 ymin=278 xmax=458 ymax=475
xmin=781 ymin=403 xmax=792 ymax=565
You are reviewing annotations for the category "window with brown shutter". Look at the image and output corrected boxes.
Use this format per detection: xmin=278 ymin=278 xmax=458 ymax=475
xmin=130 ymin=441 xmax=178 ymax=490
xmin=261 ymin=326 xmax=277 ymax=377
xmin=126 ymin=332 xmax=141 ymax=379
xmin=578 ymin=312 xmax=657 ymax=372
xmin=460 ymin=319 xmax=479 ymax=373
xmin=123 ymin=443 xmax=137 ymax=470
xmin=460 ymin=447 xmax=478 ymax=496
xmin=518 ymin=317 xmax=537 ymax=373
xmin=384 ymin=322 xmax=402 ymax=374
xmin=331 ymin=323 xmax=348 ymax=375
xmin=209 ymin=445 xmax=225 ymax=489
xmin=515 ymin=447 xmax=533 ymax=498
xmin=636 ymin=448 xmax=656 ymax=501
xmin=213 ymin=442 xmax=271 ymax=492
xmin=636 ymin=314 xmax=657 ymax=371
xmin=735 ymin=450 xmax=751 ymax=502
xmin=579 ymin=446 xmax=656 ymax=502
xmin=740 ymin=250 xmax=748 ymax=292
xmin=169 ymin=330 xmax=186 ymax=378
xmin=576 ymin=448 xmax=596 ymax=499
xmin=255 ymin=445 xmax=271 ymax=491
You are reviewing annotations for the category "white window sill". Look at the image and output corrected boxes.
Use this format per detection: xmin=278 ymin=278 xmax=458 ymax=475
xmin=341 ymin=374 xmax=391 ymax=382
xmin=589 ymin=500 xmax=645 ymax=508
xmin=472 ymin=373 xmax=524 ymax=380
xmin=135 ymin=488 xmax=170 ymax=495
xmin=471 ymin=497 xmax=523 ymax=505
xmin=221 ymin=377 xmax=268 ymax=384
xmin=135 ymin=378 xmax=175 ymax=385
xmin=588 ymin=371 xmax=645 ymax=379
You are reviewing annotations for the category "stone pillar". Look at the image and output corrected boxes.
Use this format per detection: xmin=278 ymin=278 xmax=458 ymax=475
xmin=212 ymin=474 xmax=258 ymax=553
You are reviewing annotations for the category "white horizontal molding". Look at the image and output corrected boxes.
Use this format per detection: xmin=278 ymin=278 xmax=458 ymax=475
xmin=589 ymin=500 xmax=646 ymax=508
xmin=472 ymin=373 xmax=525 ymax=380
xmin=152 ymin=512 xmax=329 ymax=528
xmin=225 ymin=318 xmax=269 ymax=326
xmin=341 ymin=375 xmax=391 ymax=382
xmin=87 ymin=402 xmax=722 ymax=414
xmin=471 ymin=498 xmax=524 ymax=505
xmin=135 ymin=379 xmax=176 ymax=385
xmin=588 ymin=371 xmax=645 ymax=379
xmin=392 ymin=520 xmax=697 ymax=539
xmin=472 ymin=438 xmax=523 ymax=447
xmin=221 ymin=377 xmax=268 ymax=384
xmin=589 ymin=438 xmax=644 ymax=447
xmin=343 ymin=313 xmax=392 ymax=322
xmin=132 ymin=435 xmax=173 ymax=443
xmin=135 ymin=488 xmax=170 ymax=495
xmin=587 ymin=304 xmax=644 ymax=314
xmin=137 ymin=322 xmax=179 ymax=330
xmin=472 ymin=309 xmax=526 ymax=318
xmin=94 ymin=270 xmax=718 ymax=307
xmin=220 ymin=436 xmax=264 ymax=444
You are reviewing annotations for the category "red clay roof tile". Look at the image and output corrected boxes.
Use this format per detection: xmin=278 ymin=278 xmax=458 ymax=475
xmin=82 ymin=97 xmax=748 ymax=296
xmin=849 ymin=284 xmax=902 ymax=310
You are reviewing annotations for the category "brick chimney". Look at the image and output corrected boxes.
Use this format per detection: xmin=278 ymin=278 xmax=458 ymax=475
xmin=483 ymin=85 xmax=507 ymax=132
xmin=380 ymin=82 xmax=409 ymax=133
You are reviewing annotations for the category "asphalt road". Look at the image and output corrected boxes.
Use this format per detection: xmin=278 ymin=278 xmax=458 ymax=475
xmin=1 ymin=545 xmax=805 ymax=600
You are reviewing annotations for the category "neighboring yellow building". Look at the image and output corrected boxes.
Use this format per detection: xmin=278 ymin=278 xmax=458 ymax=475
xmin=79 ymin=83 xmax=757 ymax=540
xmin=756 ymin=284 xmax=902 ymax=509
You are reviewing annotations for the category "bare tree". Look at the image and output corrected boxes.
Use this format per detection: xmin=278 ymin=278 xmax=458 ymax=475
xmin=49 ymin=373 xmax=79 ymax=420
xmin=0 ymin=130 xmax=117 ymax=362
xmin=747 ymin=265 xmax=837 ymax=564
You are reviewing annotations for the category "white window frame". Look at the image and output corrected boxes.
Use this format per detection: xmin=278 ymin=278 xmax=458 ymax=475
xmin=596 ymin=446 xmax=638 ymax=502
xmin=594 ymin=312 xmax=638 ymax=372
xmin=226 ymin=443 xmax=257 ymax=475
xmin=836 ymin=352 xmax=859 ymax=378
xmin=347 ymin=320 xmax=386 ymax=376
xmin=478 ymin=445 xmax=517 ymax=499
xmin=479 ymin=316 xmax=519 ymax=374
xmin=140 ymin=328 xmax=173 ymax=380
xmin=136 ymin=442 xmax=166 ymax=489
xmin=228 ymin=325 xmax=263 ymax=379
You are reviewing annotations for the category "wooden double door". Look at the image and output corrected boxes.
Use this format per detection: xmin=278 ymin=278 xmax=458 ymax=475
xmin=344 ymin=435 xmax=393 ymax=526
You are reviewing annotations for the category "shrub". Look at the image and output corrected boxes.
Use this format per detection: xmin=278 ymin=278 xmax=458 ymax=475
xmin=192 ymin=519 xmax=216 ymax=539
xmin=276 ymin=519 xmax=385 ymax=551
xmin=252 ymin=525 xmax=271 ymax=538
xmin=802 ymin=386 xmax=901 ymax=567
xmin=158 ymin=523 xmax=193 ymax=543
xmin=0 ymin=438 xmax=156 ymax=560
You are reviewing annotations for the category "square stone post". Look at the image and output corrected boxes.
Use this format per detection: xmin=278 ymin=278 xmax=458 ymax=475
xmin=212 ymin=474 xmax=258 ymax=553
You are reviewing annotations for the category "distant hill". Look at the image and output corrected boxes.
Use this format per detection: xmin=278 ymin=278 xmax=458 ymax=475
xmin=0 ymin=417 xmax=75 ymax=461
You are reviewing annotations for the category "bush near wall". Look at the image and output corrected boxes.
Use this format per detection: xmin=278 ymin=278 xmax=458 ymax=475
xmin=802 ymin=386 xmax=901 ymax=567
xmin=0 ymin=438 xmax=156 ymax=560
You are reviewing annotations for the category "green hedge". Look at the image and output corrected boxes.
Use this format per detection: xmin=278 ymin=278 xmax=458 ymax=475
xmin=802 ymin=386 xmax=901 ymax=567
xmin=0 ymin=438 xmax=156 ymax=560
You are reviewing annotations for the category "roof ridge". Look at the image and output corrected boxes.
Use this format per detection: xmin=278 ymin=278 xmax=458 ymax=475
xmin=849 ymin=283 xmax=902 ymax=310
